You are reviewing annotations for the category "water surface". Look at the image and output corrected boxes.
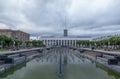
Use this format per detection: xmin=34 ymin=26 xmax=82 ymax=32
xmin=0 ymin=48 xmax=120 ymax=79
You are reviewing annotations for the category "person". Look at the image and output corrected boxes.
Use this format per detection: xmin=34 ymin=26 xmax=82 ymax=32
xmin=91 ymin=46 xmax=95 ymax=51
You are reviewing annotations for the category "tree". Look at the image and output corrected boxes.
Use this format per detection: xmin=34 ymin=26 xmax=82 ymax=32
xmin=31 ymin=40 xmax=43 ymax=47
xmin=14 ymin=39 xmax=22 ymax=49
xmin=25 ymin=40 xmax=31 ymax=47
xmin=76 ymin=40 xmax=90 ymax=47
xmin=0 ymin=35 xmax=13 ymax=48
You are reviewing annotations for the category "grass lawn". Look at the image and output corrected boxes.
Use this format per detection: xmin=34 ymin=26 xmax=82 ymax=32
xmin=0 ymin=48 xmax=28 ymax=53
xmin=97 ymin=48 xmax=104 ymax=50
xmin=112 ymin=50 xmax=120 ymax=52
xmin=0 ymin=48 xmax=8 ymax=52
xmin=96 ymin=48 xmax=120 ymax=52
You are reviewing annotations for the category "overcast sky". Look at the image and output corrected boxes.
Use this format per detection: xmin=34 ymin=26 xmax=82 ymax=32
xmin=0 ymin=0 xmax=120 ymax=37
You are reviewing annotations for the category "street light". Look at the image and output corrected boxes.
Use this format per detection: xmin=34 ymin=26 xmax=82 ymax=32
xmin=108 ymin=41 xmax=110 ymax=50
xmin=12 ymin=39 xmax=15 ymax=50
xmin=108 ymin=41 xmax=110 ymax=46
xmin=0 ymin=41 xmax=3 ymax=48
xmin=94 ymin=42 xmax=97 ymax=50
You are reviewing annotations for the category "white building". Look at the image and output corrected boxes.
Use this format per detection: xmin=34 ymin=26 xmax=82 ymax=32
xmin=39 ymin=29 xmax=92 ymax=47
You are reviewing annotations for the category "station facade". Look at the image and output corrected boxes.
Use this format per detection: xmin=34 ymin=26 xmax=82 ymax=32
xmin=39 ymin=29 xmax=92 ymax=47
xmin=40 ymin=37 xmax=92 ymax=47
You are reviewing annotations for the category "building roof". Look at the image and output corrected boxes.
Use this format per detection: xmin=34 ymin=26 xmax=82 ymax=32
xmin=0 ymin=29 xmax=29 ymax=35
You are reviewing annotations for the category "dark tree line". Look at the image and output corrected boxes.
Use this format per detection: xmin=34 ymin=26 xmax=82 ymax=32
xmin=76 ymin=36 xmax=120 ymax=50
xmin=0 ymin=35 xmax=22 ymax=49
xmin=0 ymin=34 xmax=44 ymax=50
xmin=25 ymin=40 xmax=44 ymax=47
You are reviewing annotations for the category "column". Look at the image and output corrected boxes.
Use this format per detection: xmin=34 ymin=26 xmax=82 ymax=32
xmin=60 ymin=40 xmax=62 ymax=46
xmin=54 ymin=40 xmax=56 ymax=46
xmin=45 ymin=40 xmax=47 ymax=46
xmin=62 ymin=40 xmax=63 ymax=46
xmin=64 ymin=40 xmax=66 ymax=46
xmin=47 ymin=40 xmax=49 ymax=47
xmin=46 ymin=40 xmax=48 ymax=47
xmin=68 ymin=40 xmax=70 ymax=46
xmin=72 ymin=40 xmax=74 ymax=47
xmin=75 ymin=40 xmax=77 ymax=47
xmin=58 ymin=40 xmax=59 ymax=46
xmin=42 ymin=40 xmax=45 ymax=45
xmin=74 ymin=40 xmax=75 ymax=47
xmin=51 ymin=40 xmax=53 ymax=46
xmin=56 ymin=40 xmax=58 ymax=46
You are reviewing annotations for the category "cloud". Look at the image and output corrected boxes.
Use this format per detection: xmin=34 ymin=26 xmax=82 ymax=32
xmin=0 ymin=23 xmax=9 ymax=29
xmin=0 ymin=0 xmax=120 ymax=37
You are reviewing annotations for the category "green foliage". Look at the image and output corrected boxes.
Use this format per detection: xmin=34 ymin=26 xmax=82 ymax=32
xmin=109 ymin=36 xmax=120 ymax=45
xmin=76 ymin=40 xmax=90 ymax=47
xmin=25 ymin=40 xmax=31 ymax=47
xmin=76 ymin=36 xmax=120 ymax=49
xmin=0 ymin=34 xmax=22 ymax=48
xmin=14 ymin=39 xmax=22 ymax=46
xmin=25 ymin=40 xmax=43 ymax=47
xmin=31 ymin=40 xmax=43 ymax=47
xmin=0 ymin=34 xmax=44 ymax=49
xmin=0 ymin=35 xmax=13 ymax=48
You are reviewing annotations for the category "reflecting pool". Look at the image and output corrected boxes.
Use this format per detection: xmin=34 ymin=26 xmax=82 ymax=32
xmin=0 ymin=48 xmax=120 ymax=79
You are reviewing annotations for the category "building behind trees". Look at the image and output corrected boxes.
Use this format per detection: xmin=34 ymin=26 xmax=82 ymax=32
xmin=0 ymin=29 xmax=29 ymax=41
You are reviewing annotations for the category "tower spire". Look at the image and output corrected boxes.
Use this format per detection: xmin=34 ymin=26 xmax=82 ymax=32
xmin=65 ymin=15 xmax=67 ymax=29
xmin=63 ymin=15 xmax=68 ymax=37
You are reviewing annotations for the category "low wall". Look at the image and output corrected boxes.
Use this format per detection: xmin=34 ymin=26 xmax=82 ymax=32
xmin=0 ymin=51 xmax=41 ymax=74
xmin=79 ymin=50 xmax=120 ymax=76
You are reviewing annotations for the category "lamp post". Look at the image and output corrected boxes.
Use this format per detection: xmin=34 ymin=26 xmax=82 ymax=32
xmin=89 ymin=43 xmax=91 ymax=48
xmin=94 ymin=42 xmax=97 ymax=50
xmin=0 ymin=41 xmax=3 ymax=49
xmin=15 ymin=35 xmax=19 ymax=49
xmin=108 ymin=41 xmax=110 ymax=50
xmin=12 ymin=39 xmax=15 ymax=50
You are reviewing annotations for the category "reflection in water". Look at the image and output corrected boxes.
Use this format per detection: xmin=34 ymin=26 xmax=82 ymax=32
xmin=0 ymin=63 xmax=26 ymax=78
xmin=0 ymin=48 xmax=120 ymax=79
xmin=96 ymin=63 xmax=120 ymax=79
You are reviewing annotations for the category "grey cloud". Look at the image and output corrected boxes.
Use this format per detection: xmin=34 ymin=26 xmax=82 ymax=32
xmin=0 ymin=0 xmax=120 ymax=37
